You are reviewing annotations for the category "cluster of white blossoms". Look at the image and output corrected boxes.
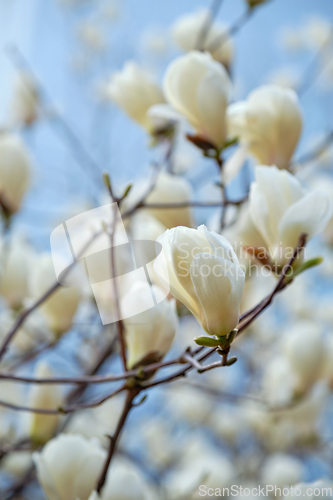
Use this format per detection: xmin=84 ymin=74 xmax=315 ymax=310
xmin=2 ymin=0 xmax=333 ymax=499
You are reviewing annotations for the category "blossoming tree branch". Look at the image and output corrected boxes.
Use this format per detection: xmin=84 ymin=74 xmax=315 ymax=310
xmin=1 ymin=0 xmax=333 ymax=499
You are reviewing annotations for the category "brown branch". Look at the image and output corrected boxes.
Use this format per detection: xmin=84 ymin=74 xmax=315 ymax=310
xmin=110 ymin=204 xmax=127 ymax=370
xmin=3 ymin=464 xmax=35 ymax=500
xmin=120 ymin=167 xmax=162 ymax=220
xmin=0 ymin=336 xmax=118 ymax=499
xmin=139 ymin=197 xmax=247 ymax=210
xmin=0 ymin=384 xmax=126 ymax=415
xmin=144 ymin=234 xmax=308 ymax=385
xmin=6 ymin=45 xmax=103 ymax=190
xmin=0 ymin=236 xmax=308 ymax=414
xmin=96 ymin=388 xmax=140 ymax=493
xmin=187 ymin=382 xmax=265 ymax=403
xmin=0 ymin=349 xmax=201 ymax=386
xmin=0 ymin=229 xmax=102 ymax=363
xmin=238 ymin=233 xmax=307 ymax=333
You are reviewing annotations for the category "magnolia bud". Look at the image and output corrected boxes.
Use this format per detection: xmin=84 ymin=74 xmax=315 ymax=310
xmin=155 ymin=225 xmax=245 ymax=337
xmin=168 ymin=449 xmax=236 ymax=500
xmin=1 ymin=451 xmax=32 ymax=478
xmin=29 ymin=254 xmax=81 ymax=336
xmin=262 ymin=356 xmax=297 ymax=407
xmin=28 ymin=362 xmax=63 ymax=445
xmin=107 ymin=62 xmax=165 ymax=132
xmin=144 ymin=172 xmax=194 ymax=228
xmin=123 ymin=172 xmax=194 ymax=229
xmin=227 ymin=85 xmax=302 ymax=170
xmin=171 ymin=9 xmax=234 ymax=67
xmin=9 ymin=73 xmax=39 ymax=126
xmin=122 ymin=282 xmax=178 ymax=369
xmin=245 ymin=166 xmax=332 ymax=267
xmin=33 ymin=434 xmax=106 ymax=500
xmin=0 ymin=133 xmax=31 ymax=215
xmin=261 ymin=453 xmax=304 ymax=489
xmin=90 ymin=460 xmax=149 ymax=500
xmin=284 ymin=322 xmax=326 ymax=391
xmin=0 ymin=236 xmax=35 ymax=309
xmin=77 ymin=23 xmax=106 ymax=53
xmin=163 ymin=51 xmax=231 ymax=147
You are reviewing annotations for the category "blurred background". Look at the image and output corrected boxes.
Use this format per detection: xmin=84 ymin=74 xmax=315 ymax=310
xmin=1 ymin=0 xmax=333 ymax=498
xmin=0 ymin=0 xmax=333 ymax=247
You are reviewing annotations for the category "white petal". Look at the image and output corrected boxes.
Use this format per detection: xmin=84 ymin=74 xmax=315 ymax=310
xmin=190 ymin=253 xmax=244 ymax=336
xmin=279 ymin=189 xmax=333 ymax=248
xmin=196 ymin=69 xmax=229 ymax=146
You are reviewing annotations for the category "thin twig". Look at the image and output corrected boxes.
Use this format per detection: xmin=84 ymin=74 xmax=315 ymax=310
xmin=293 ymin=131 xmax=333 ymax=166
xmin=140 ymin=197 xmax=247 ymax=210
xmin=0 ymin=337 xmax=118 ymax=499
xmin=96 ymin=388 xmax=139 ymax=493
xmin=145 ymin=234 xmax=308 ymax=385
xmin=0 ymin=350 xmax=200 ymax=386
xmin=0 ymin=385 xmax=125 ymax=415
xmin=206 ymin=7 xmax=253 ymax=53
xmin=238 ymin=233 xmax=307 ymax=331
xmin=297 ymin=31 xmax=333 ymax=96
xmin=196 ymin=0 xmax=225 ymax=50
xmin=0 ymin=230 xmax=102 ymax=362
xmin=6 ymin=45 xmax=103 ymax=191
xmin=109 ymin=203 xmax=127 ymax=370
xmin=0 ymin=237 xmax=308 ymax=411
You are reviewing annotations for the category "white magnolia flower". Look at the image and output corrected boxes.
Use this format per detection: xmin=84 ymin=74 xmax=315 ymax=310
xmin=144 ymin=172 xmax=194 ymax=228
xmin=107 ymin=62 xmax=165 ymax=132
xmin=155 ymin=225 xmax=245 ymax=337
xmin=1 ymin=450 xmax=32 ymax=478
xmin=261 ymin=453 xmax=305 ymax=489
xmin=0 ymin=308 xmax=51 ymax=354
xmin=28 ymin=362 xmax=63 ymax=445
xmin=172 ymin=9 xmax=234 ymax=67
xmin=77 ymin=23 xmax=106 ymax=52
xmin=244 ymin=166 xmax=332 ymax=267
xmin=0 ymin=133 xmax=31 ymax=215
xmin=130 ymin=212 xmax=167 ymax=246
xmin=29 ymin=254 xmax=81 ymax=336
xmin=0 ymin=235 xmax=35 ymax=309
xmin=88 ymin=459 xmax=149 ymax=500
xmin=163 ymin=51 xmax=231 ymax=147
xmin=33 ymin=434 xmax=105 ymax=500
xmin=168 ymin=448 xmax=235 ymax=500
xmin=284 ymin=321 xmax=326 ymax=392
xmin=122 ymin=282 xmax=178 ymax=369
xmin=9 ymin=73 xmax=39 ymax=126
xmin=307 ymin=175 xmax=333 ymax=245
xmin=262 ymin=356 xmax=297 ymax=407
xmin=227 ymin=85 xmax=302 ymax=170
xmin=302 ymin=17 xmax=333 ymax=49
xmin=123 ymin=171 xmax=194 ymax=229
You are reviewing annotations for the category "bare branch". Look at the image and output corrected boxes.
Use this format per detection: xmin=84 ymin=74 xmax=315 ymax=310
xmin=0 ymin=230 xmax=102 ymax=362
xmin=0 ymin=385 xmax=125 ymax=415
xmin=296 ymin=31 xmax=333 ymax=96
xmin=96 ymin=388 xmax=140 ymax=493
xmin=196 ymin=0 xmax=225 ymax=50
